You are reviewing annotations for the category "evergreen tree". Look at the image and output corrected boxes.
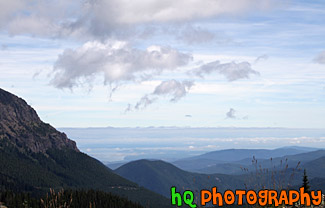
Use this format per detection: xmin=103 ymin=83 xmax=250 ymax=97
xmin=302 ymin=169 xmax=310 ymax=193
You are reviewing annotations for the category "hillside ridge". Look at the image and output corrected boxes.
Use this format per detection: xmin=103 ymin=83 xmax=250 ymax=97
xmin=0 ymin=88 xmax=78 ymax=153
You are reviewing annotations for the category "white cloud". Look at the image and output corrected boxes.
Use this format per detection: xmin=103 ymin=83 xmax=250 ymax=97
xmin=226 ymin=108 xmax=249 ymax=120
xmin=226 ymin=108 xmax=237 ymax=119
xmin=314 ymin=51 xmax=325 ymax=64
xmin=129 ymin=80 xmax=194 ymax=111
xmin=190 ymin=60 xmax=260 ymax=81
xmin=50 ymin=41 xmax=192 ymax=88
xmin=134 ymin=95 xmax=157 ymax=110
xmin=153 ymin=79 xmax=194 ymax=102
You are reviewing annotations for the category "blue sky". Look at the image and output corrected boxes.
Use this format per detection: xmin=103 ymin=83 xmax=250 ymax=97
xmin=1 ymin=0 xmax=325 ymax=129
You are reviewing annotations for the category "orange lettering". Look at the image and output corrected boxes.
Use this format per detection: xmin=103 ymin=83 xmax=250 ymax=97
xmin=200 ymin=190 xmax=211 ymax=206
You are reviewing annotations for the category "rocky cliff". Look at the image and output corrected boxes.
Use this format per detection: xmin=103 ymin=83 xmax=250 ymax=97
xmin=0 ymin=88 xmax=78 ymax=153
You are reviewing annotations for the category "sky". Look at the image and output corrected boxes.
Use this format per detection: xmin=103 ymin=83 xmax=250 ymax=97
xmin=1 ymin=0 xmax=325 ymax=129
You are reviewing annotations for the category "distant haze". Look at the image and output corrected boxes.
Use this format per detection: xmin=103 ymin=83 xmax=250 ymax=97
xmin=60 ymin=127 xmax=325 ymax=162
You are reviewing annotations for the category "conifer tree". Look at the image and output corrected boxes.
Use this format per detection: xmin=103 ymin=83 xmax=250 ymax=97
xmin=302 ymin=169 xmax=310 ymax=193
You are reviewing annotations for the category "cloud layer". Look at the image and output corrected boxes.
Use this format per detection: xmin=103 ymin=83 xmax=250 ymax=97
xmin=0 ymin=0 xmax=277 ymax=39
xmin=0 ymin=0 xmax=82 ymax=37
xmin=88 ymin=0 xmax=274 ymax=25
xmin=1 ymin=0 xmax=270 ymax=112
xmin=50 ymin=39 xmax=260 ymax=109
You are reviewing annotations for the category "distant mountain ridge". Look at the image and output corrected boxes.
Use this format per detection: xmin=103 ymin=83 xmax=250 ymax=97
xmin=192 ymin=149 xmax=325 ymax=175
xmin=115 ymin=155 xmax=325 ymax=198
xmin=113 ymin=147 xmax=325 ymax=198
xmin=172 ymin=147 xmax=315 ymax=173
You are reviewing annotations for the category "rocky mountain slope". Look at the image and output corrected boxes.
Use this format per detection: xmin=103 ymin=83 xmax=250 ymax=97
xmin=0 ymin=88 xmax=78 ymax=153
xmin=0 ymin=88 xmax=170 ymax=207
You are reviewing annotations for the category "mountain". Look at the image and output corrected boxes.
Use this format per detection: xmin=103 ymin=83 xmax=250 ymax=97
xmin=197 ymin=162 xmax=248 ymax=175
xmin=115 ymin=159 xmax=244 ymax=198
xmin=309 ymin=177 xmax=325 ymax=191
xmin=185 ymin=149 xmax=325 ymax=176
xmin=106 ymin=161 xmax=127 ymax=170
xmin=0 ymin=88 xmax=170 ymax=207
xmin=0 ymin=88 xmax=78 ymax=153
xmin=172 ymin=147 xmax=319 ymax=174
xmin=115 ymin=156 xmax=325 ymax=200
xmin=291 ymin=156 xmax=325 ymax=191
xmin=301 ymin=156 xmax=325 ymax=178
xmin=278 ymin=146 xmax=320 ymax=152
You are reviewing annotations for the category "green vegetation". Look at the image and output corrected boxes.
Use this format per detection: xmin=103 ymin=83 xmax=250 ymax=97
xmin=115 ymin=159 xmax=244 ymax=198
xmin=0 ymin=139 xmax=171 ymax=207
xmin=0 ymin=189 xmax=144 ymax=208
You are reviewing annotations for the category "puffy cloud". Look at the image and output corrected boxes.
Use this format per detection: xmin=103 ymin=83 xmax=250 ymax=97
xmin=313 ymin=51 xmax=325 ymax=64
xmin=226 ymin=108 xmax=237 ymax=119
xmin=128 ymin=80 xmax=194 ymax=111
xmin=50 ymin=41 xmax=192 ymax=88
xmin=226 ymin=108 xmax=249 ymax=120
xmin=190 ymin=60 xmax=260 ymax=81
xmin=153 ymin=79 xmax=194 ymax=102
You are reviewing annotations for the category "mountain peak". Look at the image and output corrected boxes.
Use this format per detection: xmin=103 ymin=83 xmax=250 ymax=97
xmin=0 ymin=88 xmax=78 ymax=153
